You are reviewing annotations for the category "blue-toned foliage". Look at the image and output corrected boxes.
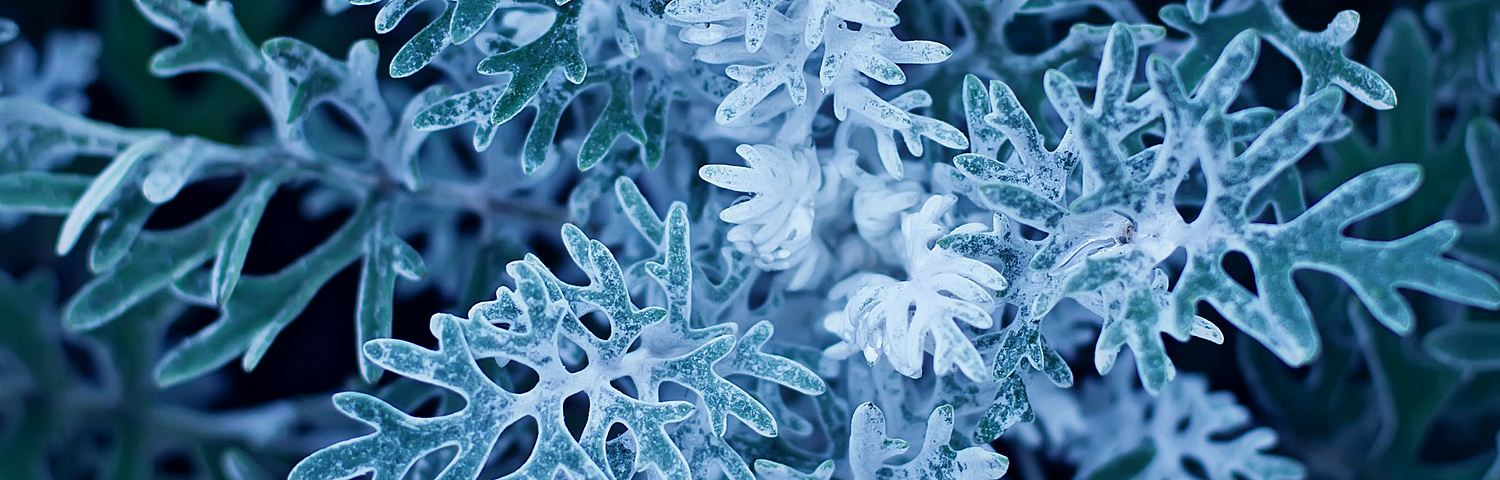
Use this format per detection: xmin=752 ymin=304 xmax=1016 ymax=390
xmin=3 ymin=0 xmax=1500 ymax=478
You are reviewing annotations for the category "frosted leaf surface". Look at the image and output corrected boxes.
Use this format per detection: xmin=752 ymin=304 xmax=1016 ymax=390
xmin=848 ymin=403 xmax=1010 ymax=480
xmin=134 ymin=0 xmax=283 ymax=113
xmin=827 ymin=196 xmax=1007 ymax=381
xmin=294 ymin=202 xmax=822 ymax=479
xmin=1162 ymin=0 xmax=1396 ymax=109
xmin=953 ymin=22 xmax=1499 ymax=394
xmin=700 ymin=144 xmax=826 ymax=270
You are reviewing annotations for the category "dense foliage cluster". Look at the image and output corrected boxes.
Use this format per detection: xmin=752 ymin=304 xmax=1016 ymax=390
xmin=4 ymin=0 xmax=1500 ymax=478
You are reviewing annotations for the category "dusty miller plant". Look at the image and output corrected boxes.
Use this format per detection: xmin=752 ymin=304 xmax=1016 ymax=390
xmin=3 ymin=0 xmax=1500 ymax=478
